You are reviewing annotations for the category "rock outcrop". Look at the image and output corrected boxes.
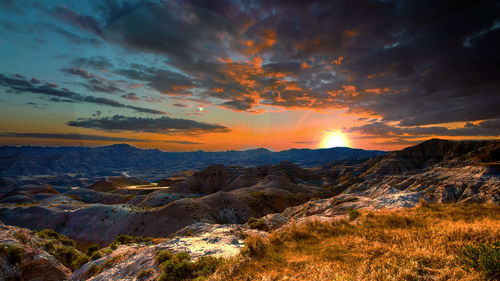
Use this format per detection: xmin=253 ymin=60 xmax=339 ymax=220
xmin=0 ymin=222 xmax=72 ymax=281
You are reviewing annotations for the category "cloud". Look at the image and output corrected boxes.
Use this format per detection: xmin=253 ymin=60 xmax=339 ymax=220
xmin=67 ymin=115 xmax=231 ymax=134
xmin=115 ymin=65 xmax=194 ymax=94
xmin=52 ymin=5 xmax=101 ymax=35
xmin=0 ymin=132 xmax=151 ymax=142
xmin=162 ymin=140 xmax=202 ymax=145
xmin=345 ymin=120 xmax=500 ymax=139
xmin=49 ymin=1 xmax=500 ymax=128
xmin=0 ymin=73 xmax=164 ymax=114
xmin=121 ymin=92 xmax=140 ymax=101
xmin=62 ymin=66 xmax=124 ymax=94
xmin=47 ymin=24 xmax=103 ymax=46
xmin=221 ymin=97 xmax=255 ymax=111
xmin=73 ymin=56 xmax=113 ymax=69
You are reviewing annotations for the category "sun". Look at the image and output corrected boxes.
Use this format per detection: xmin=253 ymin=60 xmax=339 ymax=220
xmin=319 ymin=132 xmax=349 ymax=148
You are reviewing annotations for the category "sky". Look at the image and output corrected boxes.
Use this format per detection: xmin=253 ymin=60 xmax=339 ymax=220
xmin=0 ymin=0 xmax=499 ymax=152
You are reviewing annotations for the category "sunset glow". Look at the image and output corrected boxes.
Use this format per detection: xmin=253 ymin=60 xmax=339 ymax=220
xmin=319 ymin=132 xmax=349 ymax=148
xmin=0 ymin=1 xmax=498 ymax=152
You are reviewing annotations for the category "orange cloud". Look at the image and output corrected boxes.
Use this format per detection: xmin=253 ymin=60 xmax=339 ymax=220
xmin=332 ymin=56 xmax=343 ymax=65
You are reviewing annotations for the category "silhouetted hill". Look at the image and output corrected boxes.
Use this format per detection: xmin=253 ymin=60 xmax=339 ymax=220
xmin=0 ymin=144 xmax=385 ymax=185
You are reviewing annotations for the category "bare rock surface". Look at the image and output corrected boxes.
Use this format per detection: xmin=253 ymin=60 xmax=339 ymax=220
xmin=70 ymin=223 xmax=265 ymax=281
xmin=0 ymin=222 xmax=72 ymax=281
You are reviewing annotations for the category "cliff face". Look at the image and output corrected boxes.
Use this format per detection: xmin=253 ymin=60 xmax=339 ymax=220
xmin=358 ymin=139 xmax=500 ymax=176
xmin=259 ymin=139 xmax=500 ymax=230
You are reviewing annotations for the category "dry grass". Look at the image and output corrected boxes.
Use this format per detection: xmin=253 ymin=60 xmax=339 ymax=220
xmin=212 ymin=203 xmax=500 ymax=281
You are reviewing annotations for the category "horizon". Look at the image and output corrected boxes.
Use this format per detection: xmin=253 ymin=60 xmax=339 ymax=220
xmin=0 ymin=141 xmax=380 ymax=153
xmin=1 ymin=1 xmax=499 ymax=151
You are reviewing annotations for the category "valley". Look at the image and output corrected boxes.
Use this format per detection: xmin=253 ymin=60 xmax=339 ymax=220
xmin=0 ymin=139 xmax=498 ymax=280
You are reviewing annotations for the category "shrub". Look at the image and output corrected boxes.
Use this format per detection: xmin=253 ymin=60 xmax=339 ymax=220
xmin=347 ymin=208 xmax=361 ymax=220
xmin=102 ymin=254 xmax=124 ymax=269
xmin=157 ymin=252 xmax=223 ymax=281
xmin=155 ymin=250 xmax=174 ymax=264
xmin=193 ymin=256 xmax=223 ymax=277
xmin=74 ymin=255 xmax=90 ymax=268
xmin=13 ymin=232 xmax=29 ymax=245
xmin=86 ymin=244 xmax=100 ymax=256
xmin=111 ymin=235 xmax=153 ymax=247
xmin=53 ymin=246 xmax=83 ymax=271
xmin=160 ymin=260 xmax=194 ymax=280
xmin=37 ymin=229 xmax=76 ymax=247
xmin=90 ymin=250 xmax=104 ymax=260
xmin=109 ymin=241 xmax=119 ymax=250
xmin=242 ymin=235 xmax=268 ymax=258
xmin=0 ymin=244 xmax=24 ymax=265
xmin=43 ymin=241 xmax=55 ymax=252
xmin=457 ymin=241 xmax=500 ymax=280
xmin=137 ymin=268 xmax=154 ymax=278
xmin=88 ymin=264 xmax=103 ymax=277
xmin=247 ymin=217 xmax=268 ymax=231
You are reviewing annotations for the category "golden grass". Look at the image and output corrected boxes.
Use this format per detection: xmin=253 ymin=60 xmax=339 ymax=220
xmin=212 ymin=203 xmax=500 ymax=281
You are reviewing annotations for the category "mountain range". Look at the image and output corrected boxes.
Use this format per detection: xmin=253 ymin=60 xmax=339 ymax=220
xmin=0 ymin=144 xmax=385 ymax=186
xmin=0 ymin=139 xmax=498 ymax=280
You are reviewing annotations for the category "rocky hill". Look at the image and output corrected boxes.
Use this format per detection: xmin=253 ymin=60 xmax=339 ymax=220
xmin=0 ymin=161 xmax=333 ymax=247
xmin=0 ymin=144 xmax=385 ymax=186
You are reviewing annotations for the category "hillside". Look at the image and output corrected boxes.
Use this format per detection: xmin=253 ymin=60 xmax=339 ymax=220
xmin=213 ymin=203 xmax=500 ymax=281
xmin=0 ymin=144 xmax=385 ymax=186
xmin=0 ymin=139 xmax=498 ymax=280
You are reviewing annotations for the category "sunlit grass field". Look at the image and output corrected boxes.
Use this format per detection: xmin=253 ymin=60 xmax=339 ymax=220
xmin=213 ymin=202 xmax=500 ymax=281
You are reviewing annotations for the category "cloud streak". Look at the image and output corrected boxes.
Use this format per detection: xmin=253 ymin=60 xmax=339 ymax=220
xmin=67 ymin=115 xmax=230 ymax=134
xmin=0 ymin=74 xmax=165 ymax=115
xmin=0 ymin=132 xmax=151 ymax=142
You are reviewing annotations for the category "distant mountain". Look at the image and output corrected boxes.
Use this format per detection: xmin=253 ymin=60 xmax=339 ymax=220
xmin=0 ymin=144 xmax=385 ymax=185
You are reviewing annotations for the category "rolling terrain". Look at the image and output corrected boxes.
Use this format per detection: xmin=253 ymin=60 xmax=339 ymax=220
xmin=0 ymin=144 xmax=385 ymax=187
xmin=0 ymin=139 xmax=498 ymax=280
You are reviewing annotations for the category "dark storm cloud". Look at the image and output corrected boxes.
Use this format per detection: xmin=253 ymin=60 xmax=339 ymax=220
xmin=221 ymin=97 xmax=255 ymax=111
xmin=115 ymin=66 xmax=194 ymax=94
xmin=0 ymin=73 xmax=164 ymax=114
xmin=51 ymin=0 xmax=500 ymax=129
xmin=346 ymin=120 xmax=500 ymax=138
xmin=0 ymin=132 xmax=151 ymax=142
xmin=67 ymin=115 xmax=230 ymax=134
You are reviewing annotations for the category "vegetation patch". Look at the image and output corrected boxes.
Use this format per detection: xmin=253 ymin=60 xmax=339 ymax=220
xmin=109 ymin=234 xmax=154 ymax=249
xmin=457 ymin=241 xmax=500 ymax=280
xmin=213 ymin=203 xmax=500 ymax=281
xmin=137 ymin=268 xmax=155 ymax=279
xmin=36 ymin=229 xmax=89 ymax=271
xmin=346 ymin=208 xmax=361 ymax=220
xmin=155 ymin=250 xmax=224 ymax=281
xmin=86 ymin=244 xmax=100 ymax=257
xmin=247 ymin=217 xmax=268 ymax=231
xmin=36 ymin=229 xmax=76 ymax=247
xmin=0 ymin=244 xmax=24 ymax=265
xmin=53 ymin=245 xmax=88 ymax=271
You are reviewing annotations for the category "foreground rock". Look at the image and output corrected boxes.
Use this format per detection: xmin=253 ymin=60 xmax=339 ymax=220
xmin=69 ymin=223 xmax=265 ymax=281
xmin=0 ymin=222 xmax=72 ymax=281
